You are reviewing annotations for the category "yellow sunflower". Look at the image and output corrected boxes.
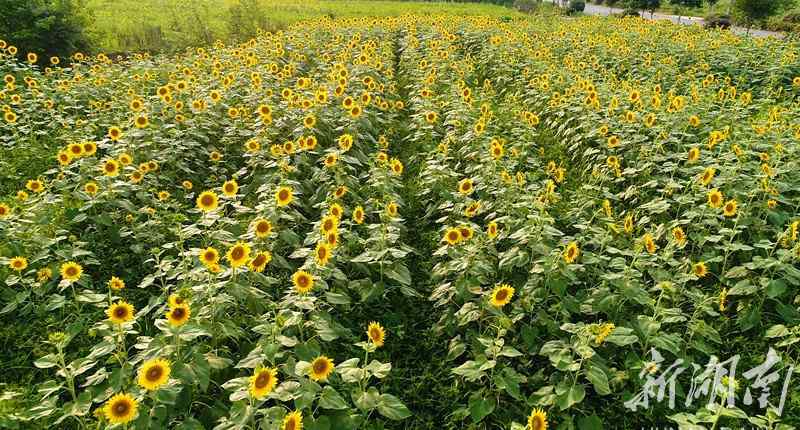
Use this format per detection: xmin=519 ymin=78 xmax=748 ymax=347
xmin=527 ymin=408 xmax=548 ymax=430
xmin=320 ymin=215 xmax=338 ymax=235
xmin=708 ymin=188 xmax=723 ymax=208
xmin=458 ymin=178 xmax=474 ymax=195
xmin=386 ymin=201 xmax=398 ymax=217
xmin=166 ymin=304 xmax=190 ymax=327
xmin=103 ymin=393 xmax=138 ymax=425
xmin=563 ymin=242 xmax=580 ymax=264
xmin=253 ymin=219 xmax=272 ymax=238
xmin=9 ymin=256 xmax=27 ymax=272
xmin=107 ymin=276 xmax=125 ymax=290
xmin=444 ymin=228 xmax=461 ymax=245
xmin=222 ymin=179 xmax=238 ymax=197
xmin=276 ymin=186 xmax=294 ymax=207
xmin=138 ymin=358 xmax=171 ymax=391
xmin=315 ymin=242 xmax=332 ymax=267
xmin=200 ymin=247 xmax=219 ymax=267
xmin=292 ymin=270 xmax=314 ymax=294
xmin=107 ymin=301 xmax=135 ymax=324
xmin=282 ymin=411 xmax=303 ymax=430
xmin=0 ymin=203 xmax=10 ymax=218
xmin=309 ymin=356 xmax=334 ymax=382
xmin=84 ymin=182 xmax=99 ymax=196
xmin=168 ymin=294 xmax=187 ymax=308
xmin=108 ymin=126 xmax=123 ymax=141
xmin=723 ymin=200 xmax=738 ymax=217
xmin=367 ymin=322 xmax=386 ymax=347
xmin=643 ymin=233 xmax=657 ymax=254
xmin=249 ymin=366 xmax=278 ymax=399
xmin=197 ymin=191 xmax=219 ymax=212
xmin=60 ymin=261 xmax=83 ymax=282
xmin=226 ymin=242 xmax=251 ymax=268
xmin=489 ymin=284 xmax=515 ymax=307
xmin=487 ymin=221 xmax=498 ymax=239
xmin=102 ymin=159 xmax=120 ymax=177
xmin=693 ymin=262 xmax=708 ymax=278
xmin=353 ymin=206 xmax=365 ymax=224
xmin=249 ymin=251 xmax=271 ymax=273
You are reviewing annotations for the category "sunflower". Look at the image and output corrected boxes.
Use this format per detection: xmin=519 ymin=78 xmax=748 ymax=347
xmin=68 ymin=143 xmax=84 ymax=158
xmin=672 ymin=227 xmax=686 ymax=246
xmin=349 ymin=105 xmax=362 ymax=118
xmin=253 ymin=218 xmax=272 ymax=238
xmin=138 ymin=358 xmax=171 ymax=391
xmin=226 ymin=242 xmax=251 ymax=268
xmin=693 ymin=262 xmax=708 ymax=278
xmin=196 ymin=191 xmax=219 ymax=212
xmin=444 ymin=228 xmax=461 ymax=245
xmin=326 ymin=230 xmax=339 ymax=248
xmin=315 ymin=242 xmax=332 ymax=266
xmin=107 ymin=301 xmax=135 ymax=324
xmin=334 ymin=186 xmax=347 ymax=199
xmin=353 ymin=206 xmax=365 ymax=224
xmin=20 ymin=177 xmax=41 ymax=195
xmin=107 ymin=126 xmax=123 ymax=141
xmin=303 ymin=114 xmax=316 ymax=128
xmin=563 ymin=242 xmax=579 ymax=264
xmin=107 ymin=276 xmax=125 ymax=290
xmin=102 ymin=159 xmax=120 ymax=177
xmin=323 ymin=203 xmax=341 ymax=219
xmin=168 ymin=294 xmax=186 ymax=308
xmin=527 ymin=408 xmax=547 ymax=430
xmin=607 ymin=135 xmax=620 ymax=148
xmin=60 ymin=261 xmax=83 ymax=282
xmin=182 ymin=180 xmax=193 ymax=190
xmin=458 ymin=178 xmax=474 ymax=195
xmin=84 ymin=182 xmax=99 ymax=196
xmin=487 ymin=221 xmax=498 ymax=238
xmin=367 ymin=322 xmax=386 ymax=347
xmin=57 ymin=151 xmax=72 ymax=166
xmin=707 ymin=189 xmax=723 ymax=208
xmin=425 ymin=111 xmax=438 ymax=124
xmin=200 ymin=247 xmax=219 ymax=266
xmin=320 ymin=215 xmax=338 ymax=235
xmin=700 ymin=167 xmax=715 ymax=186
xmin=338 ymin=134 xmax=354 ymax=151
xmin=309 ymin=356 xmax=334 ymax=381
xmin=723 ymin=200 xmax=738 ymax=217
xmin=390 ymin=158 xmax=404 ymax=175
xmin=249 ymin=251 xmax=272 ymax=273
xmin=4 ymin=111 xmax=17 ymax=124
xmin=134 ymin=115 xmax=149 ymax=128
xmin=83 ymin=141 xmax=97 ymax=156
xmin=103 ymin=393 xmax=138 ymax=425
xmin=689 ymin=115 xmax=700 ymax=127
xmin=119 ymin=152 xmax=133 ymax=166
xmin=249 ymin=366 xmax=278 ymax=399
xmin=210 ymin=151 xmax=222 ymax=162
xmin=643 ymin=233 xmax=657 ymax=254
xmin=292 ymin=270 xmax=314 ymax=294
xmin=222 ymin=179 xmax=238 ymax=197
xmin=324 ymin=153 xmax=338 ymax=168
xmin=0 ymin=203 xmax=9 ymax=218
xmin=386 ymin=201 xmax=398 ymax=217
xmin=9 ymin=256 xmax=27 ymax=272
xmin=687 ymin=147 xmax=700 ymax=163
xmin=489 ymin=284 xmax=514 ymax=307
xmin=282 ymin=411 xmax=303 ymax=430
xmin=166 ymin=304 xmax=190 ymax=327
xmin=459 ymin=226 xmax=474 ymax=241
xmin=276 ymin=186 xmax=294 ymax=207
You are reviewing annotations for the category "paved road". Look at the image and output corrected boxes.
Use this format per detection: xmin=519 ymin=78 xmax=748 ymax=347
xmin=548 ymin=1 xmax=783 ymax=39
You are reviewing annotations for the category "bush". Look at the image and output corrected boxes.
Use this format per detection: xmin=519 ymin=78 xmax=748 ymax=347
xmin=705 ymin=13 xmax=733 ymax=29
xmin=513 ymin=0 xmax=539 ymax=13
xmin=0 ymin=0 xmax=91 ymax=61
xmin=568 ymin=0 xmax=587 ymax=13
xmin=619 ymin=7 xmax=642 ymax=16
xmin=765 ymin=8 xmax=800 ymax=32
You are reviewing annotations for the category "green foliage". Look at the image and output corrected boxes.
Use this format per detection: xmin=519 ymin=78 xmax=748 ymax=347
xmin=626 ymin=0 xmax=662 ymax=13
xmin=0 ymin=0 xmax=91 ymax=60
xmin=732 ymin=0 xmax=794 ymax=26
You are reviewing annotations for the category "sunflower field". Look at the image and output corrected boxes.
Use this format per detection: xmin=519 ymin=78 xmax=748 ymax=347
xmin=1 ymin=10 xmax=800 ymax=430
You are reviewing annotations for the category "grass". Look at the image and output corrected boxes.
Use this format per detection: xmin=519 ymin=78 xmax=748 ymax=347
xmin=85 ymin=0 xmax=526 ymax=53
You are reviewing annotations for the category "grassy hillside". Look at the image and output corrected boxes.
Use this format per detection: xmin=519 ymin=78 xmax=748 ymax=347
xmin=86 ymin=0 xmax=526 ymax=53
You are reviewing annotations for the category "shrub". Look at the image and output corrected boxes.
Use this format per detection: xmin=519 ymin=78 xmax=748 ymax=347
xmin=568 ymin=0 xmax=587 ymax=13
xmin=0 ymin=0 xmax=91 ymax=61
xmin=705 ymin=13 xmax=733 ymax=29
xmin=513 ymin=0 xmax=539 ymax=13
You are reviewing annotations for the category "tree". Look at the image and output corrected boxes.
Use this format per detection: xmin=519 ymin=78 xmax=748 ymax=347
xmin=626 ymin=0 xmax=662 ymax=17
xmin=0 ymin=0 xmax=91 ymax=62
xmin=732 ymin=0 xmax=793 ymax=30
xmin=670 ymin=0 xmax=703 ymax=22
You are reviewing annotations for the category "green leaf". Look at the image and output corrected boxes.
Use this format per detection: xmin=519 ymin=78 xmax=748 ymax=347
xmin=318 ymin=386 xmax=348 ymax=410
xmin=584 ymin=364 xmax=611 ymax=395
xmin=556 ymin=383 xmax=585 ymax=410
xmin=578 ymin=415 xmax=603 ymax=430
xmin=34 ymin=354 xmax=59 ymax=369
xmin=377 ymin=394 xmax=412 ymax=420
xmin=468 ymin=394 xmax=496 ymax=423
